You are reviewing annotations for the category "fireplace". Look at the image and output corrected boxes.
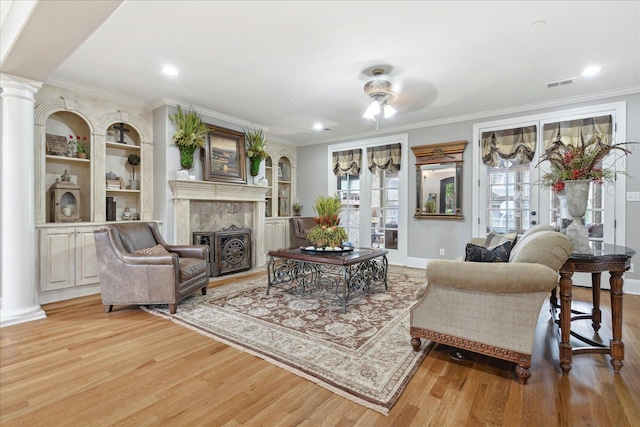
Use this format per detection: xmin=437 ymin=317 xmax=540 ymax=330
xmin=170 ymin=180 xmax=268 ymax=268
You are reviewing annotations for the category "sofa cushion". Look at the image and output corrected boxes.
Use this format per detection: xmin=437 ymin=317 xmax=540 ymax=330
xmin=509 ymin=230 xmax=572 ymax=270
xmin=483 ymin=231 xmax=517 ymax=249
xmin=133 ymin=244 xmax=169 ymax=256
xmin=465 ymin=241 xmax=512 ymax=262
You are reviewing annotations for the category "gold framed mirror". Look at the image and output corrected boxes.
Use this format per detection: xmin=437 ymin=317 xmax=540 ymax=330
xmin=411 ymin=140 xmax=467 ymax=220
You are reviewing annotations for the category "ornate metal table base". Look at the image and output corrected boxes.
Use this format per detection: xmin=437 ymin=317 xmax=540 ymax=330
xmin=267 ymin=255 xmax=388 ymax=313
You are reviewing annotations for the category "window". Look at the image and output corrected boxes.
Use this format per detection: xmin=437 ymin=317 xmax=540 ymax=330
xmin=473 ymin=102 xmax=627 ymax=248
xmin=329 ymin=134 xmax=409 ymax=265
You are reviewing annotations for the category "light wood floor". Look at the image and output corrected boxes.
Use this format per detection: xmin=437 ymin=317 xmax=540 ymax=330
xmin=2 ymin=271 xmax=640 ymax=426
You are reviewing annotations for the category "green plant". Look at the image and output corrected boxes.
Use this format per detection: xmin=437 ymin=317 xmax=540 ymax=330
xmin=307 ymin=195 xmax=348 ymax=247
xmin=537 ymin=134 xmax=637 ymax=192
xmin=127 ymin=154 xmax=140 ymax=181
xmin=292 ymin=202 xmax=302 ymax=212
xmin=76 ymin=141 xmax=87 ymax=154
xmin=244 ymin=127 xmax=268 ymax=160
xmin=169 ymin=105 xmax=209 ymax=169
xmin=425 ymin=198 xmax=436 ymax=213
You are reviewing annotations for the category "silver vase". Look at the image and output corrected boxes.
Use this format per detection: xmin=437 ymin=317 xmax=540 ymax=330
xmin=563 ymin=179 xmax=592 ymax=254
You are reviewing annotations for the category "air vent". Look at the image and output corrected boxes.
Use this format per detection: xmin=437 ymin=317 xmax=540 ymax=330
xmin=547 ymin=78 xmax=576 ymax=88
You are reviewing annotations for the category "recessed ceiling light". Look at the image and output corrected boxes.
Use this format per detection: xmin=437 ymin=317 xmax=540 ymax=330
xmin=162 ymin=65 xmax=179 ymax=76
xmin=582 ymin=65 xmax=601 ymax=76
xmin=313 ymin=123 xmax=323 ymax=130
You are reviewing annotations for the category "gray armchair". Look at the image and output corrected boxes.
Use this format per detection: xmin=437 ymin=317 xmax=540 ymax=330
xmin=410 ymin=229 xmax=572 ymax=383
xmin=289 ymin=216 xmax=316 ymax=248
xmin=94 ymin=222 xmax=209 ymax=314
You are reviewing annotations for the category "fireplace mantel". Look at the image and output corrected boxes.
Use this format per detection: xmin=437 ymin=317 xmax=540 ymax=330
xmin=169 ymin=179 xmax=269 ymax=267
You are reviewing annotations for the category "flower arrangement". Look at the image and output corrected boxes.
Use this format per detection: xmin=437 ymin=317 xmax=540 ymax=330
xmin=306 ymin=195 xmax=348 ymax=247
xmin=244 ymin=127 xmax=268 ymax=160
xmin=168 ymin=106 xmax=209 ymax=169
xmin=538 ymin=134 xmax=637 ymax=193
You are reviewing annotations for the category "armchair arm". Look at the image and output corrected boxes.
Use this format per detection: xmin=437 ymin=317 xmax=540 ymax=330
xmin=166 ymin=244 xmax=208 ymax=259
xmin=425 ymin=259 xmax=559 ymax=293
xmin=121 ymin=252 xmax=178 ymax=265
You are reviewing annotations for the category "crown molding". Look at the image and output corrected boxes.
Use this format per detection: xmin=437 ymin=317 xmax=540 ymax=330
xmin=45 ymin=77 xmax=148 ymax=108
xmin=152 ymin=97 xmax=268 ymax=132
xmin=308 ymin=85 xmax=640 ymax=147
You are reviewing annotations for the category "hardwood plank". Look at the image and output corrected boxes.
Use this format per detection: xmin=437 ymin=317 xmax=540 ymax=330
xmin=2 ymin=278 xmax=640 ymax=426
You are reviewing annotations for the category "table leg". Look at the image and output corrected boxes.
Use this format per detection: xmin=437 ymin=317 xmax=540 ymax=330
xmin=591 ymin=272 xmax=602 ymax=332
xmin=341 ymin=267 xmax=348 ymax=314
xmin=266 ymin=256 xmax=275 ymax=295
xmin=609 ymin=270 xmax=625 ymax=372
xmin=559 ymin=270 xmax=574 ymax=374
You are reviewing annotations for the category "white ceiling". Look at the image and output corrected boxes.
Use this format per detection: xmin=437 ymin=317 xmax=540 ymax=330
xmin=3 ymin=1 xmax=640 ymax=146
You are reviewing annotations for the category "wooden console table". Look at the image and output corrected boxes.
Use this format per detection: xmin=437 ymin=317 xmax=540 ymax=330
xmin=551 ymin=244 xmax=635 ymax=374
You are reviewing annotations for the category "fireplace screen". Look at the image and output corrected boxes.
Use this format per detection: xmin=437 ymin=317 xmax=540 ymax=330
xmin=194 ymin=226 xmax=251 ymax=277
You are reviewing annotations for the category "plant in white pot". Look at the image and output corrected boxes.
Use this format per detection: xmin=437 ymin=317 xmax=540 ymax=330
xmin=127 ymin=154 xmax=140 ymax=190
xmin=169 ymin=105 xmax=209 ymax=178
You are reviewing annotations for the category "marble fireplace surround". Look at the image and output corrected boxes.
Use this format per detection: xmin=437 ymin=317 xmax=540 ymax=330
xmin=169 ymin=180 xmax=269 ymax=268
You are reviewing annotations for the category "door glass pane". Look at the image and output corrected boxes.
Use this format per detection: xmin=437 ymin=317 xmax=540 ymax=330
xmin=486 ymin=160 xmax=531 ymax=234
xmin=338 ymin=174 xmax=360 ymax=247
xmin=372 ymin=168 xmax=399 ymax=249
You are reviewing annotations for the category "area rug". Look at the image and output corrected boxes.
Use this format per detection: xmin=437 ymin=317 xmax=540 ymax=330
xmin=142 ymin=265 xmax=431 ymax=415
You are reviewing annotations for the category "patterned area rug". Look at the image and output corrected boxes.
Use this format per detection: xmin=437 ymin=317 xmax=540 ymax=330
xmin=143 ymin=265 xmax=431 ymax=415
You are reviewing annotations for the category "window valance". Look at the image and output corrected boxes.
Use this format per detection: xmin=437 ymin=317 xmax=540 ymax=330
xmin=481 ymin=125 xmax=537 ymax=167
xmin=543 ymin=115 xmax=612 ymax=151
xmin=367 ymin=143 xmax=401 ymax=173
xmin=332 ymin=149 xmax=362 ymax=176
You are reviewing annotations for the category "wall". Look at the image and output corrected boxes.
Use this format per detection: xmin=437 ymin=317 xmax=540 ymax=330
xmin=296 ymin=93 xmax=640 ymax=282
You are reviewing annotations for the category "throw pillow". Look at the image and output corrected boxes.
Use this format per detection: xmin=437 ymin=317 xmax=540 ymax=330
xmin=133 ymin=244 xmax=170 ymax=256
xmin=483 ymin=231 xmax=517 ymax=249
xmin=465 ymin=241 xmax=512 ymax=262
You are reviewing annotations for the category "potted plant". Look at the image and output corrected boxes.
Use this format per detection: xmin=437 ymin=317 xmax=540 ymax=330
xmin=424 ymin=198 xmax=436 ymax=213
xmin=168 ymin=106 xmax=209 ymax=174
xmin=307 ymin=195 xmax=348 ymax=248
xmin=292 ymin=202 xmax=302 ymax=216
xmin=76 ymin=139 xmax=88 ymax=159
xmin=127 ymin=154 xmax=140 ymax=190
xmin=244 ymin=127 xmax=268 ymax=177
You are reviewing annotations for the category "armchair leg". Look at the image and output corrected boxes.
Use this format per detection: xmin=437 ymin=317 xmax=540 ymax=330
xmin=201 ymin=286 xmax=207 ymax=295
xmin=411 ymin=336 xmax=422 ymax=351
xmin=515 ymin=359 xmax=532 ymax=384
xmin=104 ymin=305 xmax=113 ymax=313
xmin=169 ymin=304 xmax=177 ymax=314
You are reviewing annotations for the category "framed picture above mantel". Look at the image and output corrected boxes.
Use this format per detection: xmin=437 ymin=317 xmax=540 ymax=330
xmin=201 ymin=125 xmax=247 ymax=184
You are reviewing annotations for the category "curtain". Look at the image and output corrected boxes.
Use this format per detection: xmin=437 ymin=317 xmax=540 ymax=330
xmin=481 ymin=125 xmax=537 ymax=167
xmin=543 ymin=115 xmax=612 ymax=151
xmin=367 ymin=143 xmax=401 ymax=173
xmin=332 ymin=149 xmax=362 ymax=176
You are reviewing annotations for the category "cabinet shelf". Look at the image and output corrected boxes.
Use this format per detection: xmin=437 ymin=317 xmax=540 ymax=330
xmin=106 ymin=189 xmax=141 ymax=194
xmin=46 ymin=155 xmax=90 ymax=164
xmin=106 ymin=141 xmax=140 ymax=151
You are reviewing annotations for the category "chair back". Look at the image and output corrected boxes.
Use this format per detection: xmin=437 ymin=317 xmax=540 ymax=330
xmin=109 ymin=222 xmax=159 ymax=253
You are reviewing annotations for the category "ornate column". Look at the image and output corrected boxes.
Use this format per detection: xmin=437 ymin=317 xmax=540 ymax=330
xmin=1 ymin=73 xmax=46 ymax=327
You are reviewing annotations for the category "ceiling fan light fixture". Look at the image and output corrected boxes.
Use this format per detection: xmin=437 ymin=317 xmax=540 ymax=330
xmin=362 ymin=68 xmax=397 ymax=123
xmin=363 ymin=100 xmax=381 ymax=120
xmin=383 ymin=104 xmax=396 ymax=118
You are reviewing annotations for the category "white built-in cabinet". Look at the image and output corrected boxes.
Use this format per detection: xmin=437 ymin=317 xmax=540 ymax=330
xmin=34 ymin=84 xmax=153 ymax=303
xmin=38 ymin=226 xmax=98 ymax=291
xmin=264 ymin=143 xmax=296 ymax=252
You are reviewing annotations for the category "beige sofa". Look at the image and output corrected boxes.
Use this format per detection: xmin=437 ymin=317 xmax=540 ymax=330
xmin=410 ymin=227 xmax=572 ymax=383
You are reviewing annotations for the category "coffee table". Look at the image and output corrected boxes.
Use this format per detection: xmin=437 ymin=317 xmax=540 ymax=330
xmin=267 ymin=247 xmax=388 ymax=313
